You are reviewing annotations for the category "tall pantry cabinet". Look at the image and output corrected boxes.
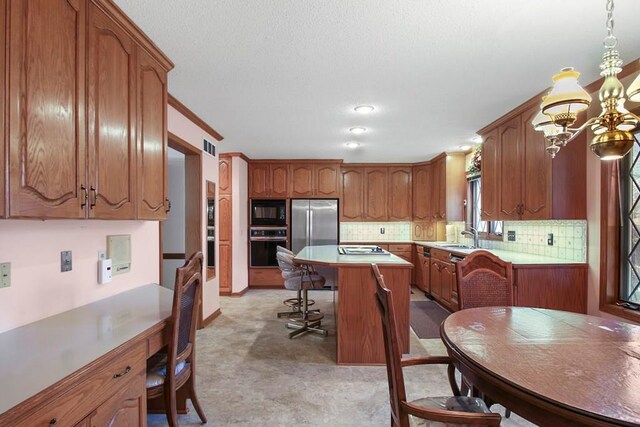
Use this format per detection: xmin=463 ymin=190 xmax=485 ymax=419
xmin=3 ymin=0 xmax=173 ymax=220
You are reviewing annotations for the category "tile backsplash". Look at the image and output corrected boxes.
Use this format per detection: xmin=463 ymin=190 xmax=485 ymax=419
xmin=340 ymin=222 xmax=412 ymax=242
xmin=459 ymin=220 xmax=587 ymax=262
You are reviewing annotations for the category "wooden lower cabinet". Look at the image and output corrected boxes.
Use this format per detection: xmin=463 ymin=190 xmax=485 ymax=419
xmin=514 ymin=265 xmax=588 ymax=313
xmin=249 ymin=268 xmax=284 ymax=287
xmin=219 ymin=242 xmax=232 ymax=293
xmin=2 ymin=341 xmax=147 ymax=426
xmin=430 ymin=255 xmax=457 ymax=311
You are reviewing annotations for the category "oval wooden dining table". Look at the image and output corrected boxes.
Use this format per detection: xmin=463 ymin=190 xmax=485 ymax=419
xmin=440 ymin=307 xmax=640 ymax=427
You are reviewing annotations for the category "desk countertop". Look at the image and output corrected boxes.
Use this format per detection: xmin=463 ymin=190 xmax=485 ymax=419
xmin=295 ymin=245 xmax=412 ymax=267
xmin=0 ymin=284 xmax=173 ymax=414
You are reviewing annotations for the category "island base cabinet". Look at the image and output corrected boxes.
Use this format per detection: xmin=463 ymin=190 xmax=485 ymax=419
xmin=337 ymin=266 xmax=410 ymax=365
xmin=514 ymin=266 xmax=588 ymax=313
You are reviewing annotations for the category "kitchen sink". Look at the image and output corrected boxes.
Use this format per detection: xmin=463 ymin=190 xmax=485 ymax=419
xmin=434 ymin=244 xmax=475 ymax=249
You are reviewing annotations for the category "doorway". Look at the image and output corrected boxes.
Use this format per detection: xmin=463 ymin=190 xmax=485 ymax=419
xmin=160 ymin=132 xmax=202 ymax=289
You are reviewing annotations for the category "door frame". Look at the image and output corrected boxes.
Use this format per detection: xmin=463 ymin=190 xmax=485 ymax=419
xmin=159 ymin=132 xmax=202 ymax=285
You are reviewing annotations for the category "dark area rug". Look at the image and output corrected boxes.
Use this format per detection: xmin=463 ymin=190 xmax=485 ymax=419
xmin=410 ymin=300 xmax=451 ymax=339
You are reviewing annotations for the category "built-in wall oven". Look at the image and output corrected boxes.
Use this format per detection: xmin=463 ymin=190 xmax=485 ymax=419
xmin=251 ymin=200 xmax=287 ymax=226
xmin=250 ymin=227 xmax=287 ymax=267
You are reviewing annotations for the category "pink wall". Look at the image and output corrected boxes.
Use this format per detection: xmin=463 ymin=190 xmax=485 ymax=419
xmin=167 ymin=105 xmax=220 ymax=319
xmin=0 ymin=220 xmax=159 ymax=333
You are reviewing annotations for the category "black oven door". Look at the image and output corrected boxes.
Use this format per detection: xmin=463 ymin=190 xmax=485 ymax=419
xmin=250 ymin=240 xmax=287 ymax=267
xmin=251 ymin=200 xmax=286 ymax=226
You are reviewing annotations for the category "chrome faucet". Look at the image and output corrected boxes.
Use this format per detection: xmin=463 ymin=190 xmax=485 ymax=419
xmin=461 ymin=227 xmax=479 ymax=249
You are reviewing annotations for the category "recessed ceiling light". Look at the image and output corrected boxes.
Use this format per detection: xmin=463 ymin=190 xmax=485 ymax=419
xmin=345 ymin=142 xmax=360 ymax=149
xmin=349 ymin=127 xmax=367 ymax=134
xmin=458 ymin=145 xmax=472 ymax=151
xmin=471 ymin=135 xmax=483 ymax=144
xmin=354 ymin=105 xmax=375 ymax=114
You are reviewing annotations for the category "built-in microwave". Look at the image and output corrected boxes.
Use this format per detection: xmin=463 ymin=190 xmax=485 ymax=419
xmin=251 ymin=199 xmax=286 ymax=226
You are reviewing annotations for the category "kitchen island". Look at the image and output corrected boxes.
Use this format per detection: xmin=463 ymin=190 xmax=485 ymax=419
xmin=295 ymin=245 xmax=413 ymax=365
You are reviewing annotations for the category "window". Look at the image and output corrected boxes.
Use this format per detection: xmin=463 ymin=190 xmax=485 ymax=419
xmin=467 ymin=178 xmax=503 ymax=238
xmin=620 ymin=133 xmax=640 ymax=305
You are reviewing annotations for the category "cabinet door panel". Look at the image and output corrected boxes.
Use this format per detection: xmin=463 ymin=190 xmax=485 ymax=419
xmin=270 ymin=163 xmax=290 ymax=198
xmin=388 ymin=167 xmax=412 ymax=220
xmin=0 ymin=0 xmax=5 ymax=218
xmin=430 ymin=260 xmax=442 ymax=299
xmin=315 ymin=164 xmax=339 ymax=197
xmin=219 ymin=194 xmax=232 ymax=242
xmin=434 ymin=159 xmax=446 ymax=219
xmin=480 ymin=128 xmax=500 ymax=220
xmin=412 ymin=165 xmax=431 ymax=220
xmin=219 ymin=242 xmax=232 ymax=293
xmin=522 ymin=106 xmax=552 ymax=219
xmin=499 ymin=116 xmax=522 ymax=219
xmin=136 ymin=48 xmax=168 ymax=219
xmin=340 ymin=167 xmax=364 ymax=221
xmin=248 ymin=163 xmax=269 ymax=198
xmin=219 ymin=157 xmax=232 ymax=195
xmin=88 ymin=6 xmax=136 ymax=219
xmin=364 ymin=168 xmax=388 ymax=220
xmin=8 ymin=0 xmax=86 ymax=218
xmin=291 ymin=164 xmax=314 ymax=197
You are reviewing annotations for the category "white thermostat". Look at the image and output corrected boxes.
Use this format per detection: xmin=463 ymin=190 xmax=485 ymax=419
xmin=98 ymin=258 xmax=113 ymax=284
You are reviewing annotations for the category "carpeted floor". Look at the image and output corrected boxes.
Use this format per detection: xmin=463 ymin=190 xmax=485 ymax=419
xmin=148 ymin=288 xmax=534 ymax=426
xmin=410 ymin=300 xmax=451 ymax=339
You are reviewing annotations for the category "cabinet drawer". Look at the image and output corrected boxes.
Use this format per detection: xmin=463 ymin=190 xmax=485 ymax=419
xmin=12 ymin=341 xmax=147 ymax=427
xmin=388 ymin=244 xmax=412 ymax=253
xmin=431 ymin=248 xmax=451 ymax=262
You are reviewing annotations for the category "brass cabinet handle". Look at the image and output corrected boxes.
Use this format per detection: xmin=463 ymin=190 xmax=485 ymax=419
xmin=165 ymin=198 xmax=172 ymax=213
xmin=89 ymin=186 xmax=97 ymax=209
xmin=49 ymin=418 xmax=57 ymax=426
xmin=80 ymin=185 xmax=88 ymax=209
xmin=113 ymin=366 xmax=131 ymax=379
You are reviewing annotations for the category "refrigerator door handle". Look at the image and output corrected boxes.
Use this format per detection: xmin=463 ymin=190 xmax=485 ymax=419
xmin=309 ymin=210 xmax=314 ymax=246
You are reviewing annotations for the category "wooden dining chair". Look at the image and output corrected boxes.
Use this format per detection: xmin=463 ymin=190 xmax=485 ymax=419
xmin=147 ymin=252 xmax=207 ymax=426
xmin=371 ymin=263 xmax=501 ymax=427
xmin=455 ymin=250 xmax=513 ymax=417
xmin=455 ymin=250 xmax=513 ymax=310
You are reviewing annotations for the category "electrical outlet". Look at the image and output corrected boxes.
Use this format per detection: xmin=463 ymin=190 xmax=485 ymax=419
xmin=0 ymin=263 xmax=10 ymax=288
xmin=547 ymin=233 xmax=554 ymax=246
xmin=380 ymin=227 xmax=385 ymax=234
xmin=507 ymin=230 xmax=516 ymax=241
xmin=61 ymin=251 xmax=72 ymax=272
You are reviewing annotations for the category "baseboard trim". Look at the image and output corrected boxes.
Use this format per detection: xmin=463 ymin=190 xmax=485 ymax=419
xmin=201 ymin=308 xmax=221 ymax=328
xmin=223 ymin=287 xmax=249 ymax=298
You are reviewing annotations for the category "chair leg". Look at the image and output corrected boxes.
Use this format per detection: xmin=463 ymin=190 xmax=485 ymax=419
xmin=188 ymin=378 xmax=208 ymax=424
xmin=164 ymin=385 xmax=179 ymax=427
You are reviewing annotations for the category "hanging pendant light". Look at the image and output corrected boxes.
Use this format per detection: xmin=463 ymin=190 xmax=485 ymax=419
xmin=533 ymin=0 xmax=640 ymax=160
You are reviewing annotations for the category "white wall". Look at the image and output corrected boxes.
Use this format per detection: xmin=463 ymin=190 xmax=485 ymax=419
xmin=168 ymin=105 xmax=220 ymax=319
xmin=0 ymin=220 xmax=159 ymax=333
xmin=162 ymin=153 xmax=186 ymax=289
xmin=231 ymin=157 xmax=249 ymax=293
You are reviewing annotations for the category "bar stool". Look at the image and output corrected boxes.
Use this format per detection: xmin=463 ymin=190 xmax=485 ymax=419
xmin=275 ymin=246 xmax=315 ymax=317
xmin=276 ymin=252 xmax=328 ymax=338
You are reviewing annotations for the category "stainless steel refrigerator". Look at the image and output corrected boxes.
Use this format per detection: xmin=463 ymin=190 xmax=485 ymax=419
xmin=291 ymin=199 xmax=339 ymax=288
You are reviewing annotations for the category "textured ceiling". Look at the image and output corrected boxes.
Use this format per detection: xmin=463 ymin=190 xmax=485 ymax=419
xmin=115 ymin=0 xmax=640 ymax=162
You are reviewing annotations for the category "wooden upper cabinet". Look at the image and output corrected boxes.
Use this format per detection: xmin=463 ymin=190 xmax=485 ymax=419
xmin=219 ymin=194 xmax=232 ymax=242
xmin=136 ymin=46 xmax=168 ymax=220
xmin=412 ymin=165 xmax=432 ymax=220
xmin=388 ymin=167 xmax=412 ymax=220
xmin=7 ymin=0 xmax=87 ymax=218
xmin=522 ymin=105 xmax=552 ymax=219
xmin=432 ymin=158 xmax=446 ymax=220
xmin=364 ymin=167 xmax=388 ymax=220
xmin=219 ymin=156 xmax=232 ymax=195
xmin=499 ymin=116 xmax=523 ymax=220
xmin=270 ymin=163 xmax=290 ymax=198
xmin=340 ymin=167 xmax=365 ymax=221
xmin=88 ymin=4 xmax=136 ymax=219
xmin=481 ymin=127 xmax=500 ymax=221
xmin=291 ymin=164 xmax=314 ymax=197
xmin=315 ymin=164 xmax=340 ymax=197
xmin=0 ymin=0 xmax=5 ymax=218
xmin=248 ymin=163 xmax=269 ymax=198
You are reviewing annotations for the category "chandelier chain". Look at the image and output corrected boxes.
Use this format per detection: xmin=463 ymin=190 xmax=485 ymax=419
xmin=604 ymin=0 xmax=617 ymax=48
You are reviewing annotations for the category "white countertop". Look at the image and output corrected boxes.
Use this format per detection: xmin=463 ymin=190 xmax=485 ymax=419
xmin=0 ymin=284 xmax=173 ymax=414
xmin=295 ymin=245 xmax=412 ymax=267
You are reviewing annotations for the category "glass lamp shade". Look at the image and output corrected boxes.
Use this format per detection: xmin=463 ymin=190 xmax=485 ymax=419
xmin=628 ymin=72 xmax=640 ymax=102
xmin=541 ymin=68 xmax=592 ymax=117
xmin=532 ymin=109 xmax=561 ymax=137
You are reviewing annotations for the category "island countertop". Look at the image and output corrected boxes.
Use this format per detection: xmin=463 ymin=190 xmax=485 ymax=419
xmin=0 ymin=284 xmax=173 ymax=415
xmin=294 ymin=245 xmax=412 ymax=267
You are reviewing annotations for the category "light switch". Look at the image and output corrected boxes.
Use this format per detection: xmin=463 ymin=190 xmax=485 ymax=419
xmin=0 ymin=263 xmax=10 ymax=288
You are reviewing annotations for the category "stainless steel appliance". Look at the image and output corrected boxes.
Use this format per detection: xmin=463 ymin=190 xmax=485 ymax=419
xmin=251 ymin=199 xmax=286 ymax=226
xmin=338 ymin=245 xmax=390 ymax=255
xmin=291 ymin=199 xmax=339 ymax=288
xmin=249 ymin=226 xmax=288 ymax=267
xmin=207 ymin=200 xmax=215 ymax=268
